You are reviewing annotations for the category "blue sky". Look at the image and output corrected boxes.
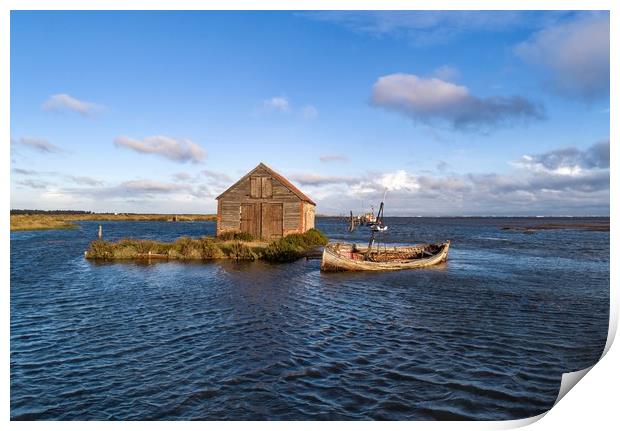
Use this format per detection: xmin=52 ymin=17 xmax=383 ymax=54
xmin=10 ymin=11 xmax=610 ymax=215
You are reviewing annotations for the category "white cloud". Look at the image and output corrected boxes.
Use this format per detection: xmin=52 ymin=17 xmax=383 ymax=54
xmin=42 ymin=93 xmax=102 ymax=116
xmin=120 ymin=180 xmax=188 ymax=194
xmin=371 ymin=73 xmax=544 ymax=130
xmin=345 ymin=170 xmax=420 ymax=196
xmin=15 ymin=137 xmax=63 ymax=153
xmin=114 ymin=135 xmax=206 ymax=163
xmin=319 ymin=154 xmax=348 ymax=163
xmin=436 ymin=161 xmax=451 ymax=172
xmin=263 ymin=96 xmax=290 ymax=112
xmin=288 ymin=170 xmax=419 ymax=194
xmin=12 ymin=168 xmax=38 ymax=175
xmin=65 ymin=175 xmax=104 ymax=187
xmin=170 ymin=170 xmax=230 ymax=186
xmin=300 ymin=11 xmax=571 ymax=46
xmin=302 ymin=105 xmax=319 ymax=120
xmin=172 ymin=172 xmax=194 ymax=182
xmin=378 ymin=170 xmax=419 ymax=192
xmin=373 ymin=73 xmax=469 ymax=113
xmin=202 ymin=170 xmax=232 ymax=183
xmin=515 ymin=14 xmax=610 ymax=100
xmin=14 ymin=179 xmax=50 ymax=189
xmin=288 ymin=173 xmax=359 ymax=186
xmin=11 ymin=168 xmax=104 ymax=189
xmin=259 ymin=97 xmax=319 ymax=120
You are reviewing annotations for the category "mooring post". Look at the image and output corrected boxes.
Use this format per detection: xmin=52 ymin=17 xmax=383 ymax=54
xmin=98 ymin=225 xmax=102 ymax=239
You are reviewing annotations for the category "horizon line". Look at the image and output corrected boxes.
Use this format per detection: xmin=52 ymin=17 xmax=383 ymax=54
xmin=9 ymin=209 xmax=610 ymax=218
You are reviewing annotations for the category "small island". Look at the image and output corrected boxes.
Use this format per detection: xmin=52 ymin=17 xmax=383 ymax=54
xmin=85 ymin=229 xmax=328 ymax=263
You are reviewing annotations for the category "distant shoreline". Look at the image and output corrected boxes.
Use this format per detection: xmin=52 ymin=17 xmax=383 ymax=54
xmin=10 ymin=212 xmax=609 ymax=232
xmin=10 ymin=213 xmax=217 ymax=231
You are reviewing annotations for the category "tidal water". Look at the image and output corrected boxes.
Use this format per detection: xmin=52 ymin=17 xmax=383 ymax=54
xmin=10 ymin=217 xmax=609 ymax=420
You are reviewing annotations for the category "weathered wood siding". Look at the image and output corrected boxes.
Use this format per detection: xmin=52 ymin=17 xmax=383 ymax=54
xmin=262 ymin=202 xmax=283 ymax=240
xmin=216 ymin=165 xmax=315 ymax=238
xmin=303 ymin=202 xmax=315 ymax=231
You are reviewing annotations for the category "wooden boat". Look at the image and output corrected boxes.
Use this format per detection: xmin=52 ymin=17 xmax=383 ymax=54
xmin=320 ymin=241 xmax=450 ymax=272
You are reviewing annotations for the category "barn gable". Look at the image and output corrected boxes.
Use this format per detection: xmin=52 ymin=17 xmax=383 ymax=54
xmin=216 ymin=162 xmax=316 ymax=205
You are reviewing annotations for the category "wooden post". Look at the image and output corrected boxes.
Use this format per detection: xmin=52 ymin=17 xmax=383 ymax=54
xmin=98 ymin=225 xmax=102 ymax=239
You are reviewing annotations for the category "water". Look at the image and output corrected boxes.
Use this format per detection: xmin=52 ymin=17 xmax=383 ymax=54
xmin=10 ymin=217 xmax=609 ymax=420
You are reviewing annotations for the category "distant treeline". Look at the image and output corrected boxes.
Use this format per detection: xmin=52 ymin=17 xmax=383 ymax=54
xmin=10 ymin=209 xmax=95 ymax=215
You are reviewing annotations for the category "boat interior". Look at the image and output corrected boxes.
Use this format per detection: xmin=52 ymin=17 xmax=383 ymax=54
xmin=333 ymin=243 xmax=444 ymax=262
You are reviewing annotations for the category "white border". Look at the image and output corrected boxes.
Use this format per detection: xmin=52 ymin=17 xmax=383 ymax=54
xmin=3 ymin=1 xmax=616 ymax=429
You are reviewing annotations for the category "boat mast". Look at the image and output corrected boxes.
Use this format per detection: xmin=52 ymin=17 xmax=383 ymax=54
xmin=375 ymin=201 xmax=384 ymax=227
xmin=366 ymin=227 xmax=377 ymax=257
xmin=365 ymin=190 xmax=387 ymax=256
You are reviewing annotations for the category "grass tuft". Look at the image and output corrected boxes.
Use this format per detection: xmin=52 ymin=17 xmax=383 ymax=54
xmin=263 ymin=228 xmax=328 ymax=263
xmin=218 ymin=231 xmax=255 ymax=242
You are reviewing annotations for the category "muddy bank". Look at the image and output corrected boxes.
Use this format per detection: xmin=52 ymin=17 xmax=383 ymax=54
xmin=501 ymin=220 xmax=609 ymax=233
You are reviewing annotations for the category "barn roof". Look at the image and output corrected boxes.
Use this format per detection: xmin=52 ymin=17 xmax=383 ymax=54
xmin=216 ymin=162 xmax=316 ymax=205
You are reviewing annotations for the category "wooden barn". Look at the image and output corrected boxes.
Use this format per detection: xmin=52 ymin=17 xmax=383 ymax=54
xmin=216 ymin=163 xmax=316 ymax=239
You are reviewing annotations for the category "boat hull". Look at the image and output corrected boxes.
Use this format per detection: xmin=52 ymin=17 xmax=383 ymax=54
xmin=320 ymin=241 xmax=450 ymax=272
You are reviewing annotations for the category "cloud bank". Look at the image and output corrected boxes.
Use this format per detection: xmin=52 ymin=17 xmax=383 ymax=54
xmin=13 ymin=136 xmax=608 ymax=216
xmin=11 ymin=163 xmax=236 ymax=212
xmin=114 ymin=135 xmax=206 ymax=163
xmin=513 ymin=139 xmax=609 ymax=175
xmin=371 ymin=73 xmax=544 ymax=130
xmin=292 ymin=140 xmax=609 ymax=216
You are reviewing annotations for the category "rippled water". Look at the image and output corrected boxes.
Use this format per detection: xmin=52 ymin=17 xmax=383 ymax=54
xmin=11 ymin=217 xmax=609 ymax=420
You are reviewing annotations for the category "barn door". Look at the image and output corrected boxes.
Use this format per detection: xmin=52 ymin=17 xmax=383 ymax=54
xmin=240 ymin=204 xmax=259 ymax=237
xmin=261 ymin=203 xmax=283 ymax=240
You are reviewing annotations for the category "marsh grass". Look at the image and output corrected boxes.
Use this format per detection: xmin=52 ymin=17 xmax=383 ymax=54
xmin=10 ymin=215 xmax=77 ymax=231
xmin=85 ymin=228 xmax=328 ymax=263
xmin=200 ymin=237 xmax=225 ymax=259
xmin=220 ymin=241 xmax=258 ymax=261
